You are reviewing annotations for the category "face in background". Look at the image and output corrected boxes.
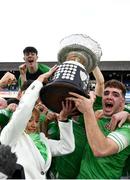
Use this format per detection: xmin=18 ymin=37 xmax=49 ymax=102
xmin=25 ymin=108 xmax=40 ymax=134
xmin=102 ymin=87 xmax=125 ymax=117
xmin=23 ymin=52 xmax=38 ymax=70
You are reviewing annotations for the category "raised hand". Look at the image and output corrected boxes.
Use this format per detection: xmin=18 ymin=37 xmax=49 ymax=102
xmin=66 ymin=91 xmax=95 ymax=114
xmin=37 ymin=65 xmax=58 ymax=83
xmin=58 ymin=100 xmax=74 ymax=121
xmin=106 ymin=111 xmax=129 ymax=131
xmin=19 ymin=63 xmax=27 ymax=75
xmin=0 ymin=72 xmax=17 ymax=88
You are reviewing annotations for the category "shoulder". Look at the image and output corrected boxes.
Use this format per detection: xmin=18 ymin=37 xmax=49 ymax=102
xmin=40 ymin=132 xmax=47 ymax=139
xmin=38 ymin=63 xmax=50 ymax=71
xmin=110 ymin=123 xmax=130 ymax=136
xmin=124 ymin=104 xmax=130 ymax=113
xmin=108 ymin=123 xmax=130 ymax=152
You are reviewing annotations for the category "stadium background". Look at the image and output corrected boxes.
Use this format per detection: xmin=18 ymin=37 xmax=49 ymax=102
xmin=0 ymin=61 xmax=130 ymax=103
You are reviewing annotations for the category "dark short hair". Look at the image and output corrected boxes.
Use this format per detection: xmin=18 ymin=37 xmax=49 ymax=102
xmin=0 ymin=144 xmax=17 ymax=177
xmin=23 ymin=46 xmax=38 ymax=55
xmin=105 ymin=79 xmax=126 ymax=97
xmin=7 ymin=98 xmax=19 ymax=105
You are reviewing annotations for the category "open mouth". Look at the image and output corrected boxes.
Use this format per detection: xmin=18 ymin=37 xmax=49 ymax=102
xmin=104 ymin=102 xmax=113 ymax=112
xmin=105 ymin=102 xmax=113 ymax=108
xmin=28 ymin=60 xmax=34 ymax=63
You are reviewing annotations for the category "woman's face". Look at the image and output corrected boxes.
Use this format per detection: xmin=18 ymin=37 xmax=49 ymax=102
xmin=26 ymin=110 xmax=40 ymax=134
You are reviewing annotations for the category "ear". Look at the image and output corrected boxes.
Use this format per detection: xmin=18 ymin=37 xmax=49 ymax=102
xmin=119 ymin=98 xmax=125 ymax=111
xmin=122 ymin=97 xmax=125 ymax=105
xmin=23 ymin=57 xmax=25 ymax=61
xmin=36 ymin=55 xmax=38 ymax=60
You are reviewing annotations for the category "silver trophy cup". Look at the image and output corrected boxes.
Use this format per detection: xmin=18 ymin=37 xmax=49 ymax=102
xmin=40 ymin=34 xmax=102 ymax=115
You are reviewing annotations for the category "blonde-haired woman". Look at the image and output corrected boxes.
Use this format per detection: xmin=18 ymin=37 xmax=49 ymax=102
xmin=0 ymin=66 xmax=75 ymax=179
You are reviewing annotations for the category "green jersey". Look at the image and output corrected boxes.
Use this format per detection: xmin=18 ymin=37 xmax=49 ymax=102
xmin=77 ymin=118 xmax=130 ymax=179
xmin=18 ymin=63 xmax=50 ymax=88
xmin=47 ymin=96 xmax=102 ymax=179
xmin=47 ymin=116 xmax=87 ymax=179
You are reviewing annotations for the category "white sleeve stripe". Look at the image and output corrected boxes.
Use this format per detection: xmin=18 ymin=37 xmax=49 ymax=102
xmin=108 ymin=134 xmax=124 ymax=152
xmin=107 ymin=132 xmax=128 ymax=152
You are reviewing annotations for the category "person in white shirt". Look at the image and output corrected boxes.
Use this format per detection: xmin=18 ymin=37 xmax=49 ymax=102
xmin=0 ymin=65 xmax=75 ymax=179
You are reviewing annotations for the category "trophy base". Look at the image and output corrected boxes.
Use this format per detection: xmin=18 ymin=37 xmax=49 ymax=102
xmin=40 ymin=81 xmax=88 ymax=116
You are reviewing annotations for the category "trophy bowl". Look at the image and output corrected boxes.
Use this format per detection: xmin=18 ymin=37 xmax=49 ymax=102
xmin=40 ymin=61 xmax=89 ymax=115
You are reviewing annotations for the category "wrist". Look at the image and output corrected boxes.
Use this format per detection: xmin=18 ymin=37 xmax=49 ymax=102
xmin=45 ymin=110 xmax=49 ymax=115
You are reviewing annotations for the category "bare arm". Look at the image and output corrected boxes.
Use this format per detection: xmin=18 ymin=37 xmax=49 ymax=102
xmin=83 ymin=108 xmax=119 ymax=157
xmin=19 ymin=64 xmax=27 ymax=87
xmin=67 ymin=92 xmax=119 ymax=157
xmin=0 ymin=72 xmax=17 ymax=88
xmin=92 ymin=66 xmax=104 ymax=97
xmin=107 ymin=111 xmax=130 ymax=131
xmin=47 ymin=100 xmax=75 ymax=156
xmin=1 ymin=65 xmax=58 ymax=145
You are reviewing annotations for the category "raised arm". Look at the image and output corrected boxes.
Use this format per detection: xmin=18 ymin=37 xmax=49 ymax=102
xmin=18 ymin=63 xmax=27 ymax=87
xmin=67 ymin=92 xmax=120 ymax=157
xmin=0 ymin=65 xmax=58 ymax=146
xmin=0 ymin=72 xmax=17 ymax=89
xmin=92 ymin=66 xmax=104 ymax=97
xmin=48 ymin=100 xmax=75 ymax=156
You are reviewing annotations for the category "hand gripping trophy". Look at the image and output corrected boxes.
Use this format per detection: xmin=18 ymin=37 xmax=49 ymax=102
xmin=40 ymin=34 xmax=102 ymax=114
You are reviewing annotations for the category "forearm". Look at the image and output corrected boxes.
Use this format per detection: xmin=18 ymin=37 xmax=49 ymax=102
xmin=84 ymin=109 xmax=109 ymax=156
xmin=1 ymin=80 xmax=43 ymax=145
xmin=0 ymin=72 xmax=16 ymax=88
xmin=20 ymin=74 xmax=27 ymax=86
xmin=48 ymin=120 xmax=75 ymax=156
xmin=92 ymin=66 xmax=104 ymax=96
xmin=92 ymin=66 xmax=104 ymax=85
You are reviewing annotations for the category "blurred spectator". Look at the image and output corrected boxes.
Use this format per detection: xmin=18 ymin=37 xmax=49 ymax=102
xmin=18 ymin=46 xmax=50 ymax=87
xmin=0 ymin=98 xmax=19 ymax=132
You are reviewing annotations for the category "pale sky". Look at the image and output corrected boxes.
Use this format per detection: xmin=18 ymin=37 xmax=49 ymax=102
xmin=0 ymin=0 xmax=130 ymax=62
